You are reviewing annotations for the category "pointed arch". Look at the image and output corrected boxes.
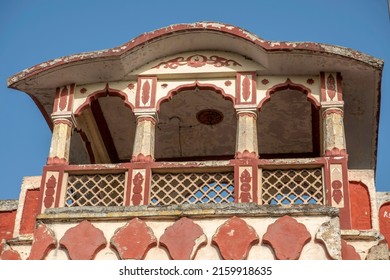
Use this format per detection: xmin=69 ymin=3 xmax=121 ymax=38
xmin=257 ymin=79 xmax=321 ymax=158
xmin=156 ymin=80 xmax=234 ymax=112
xmin=74 ymin=83 xmax=134 ymax=117
xmin=258 ymin=78 xmax=320 ymax=110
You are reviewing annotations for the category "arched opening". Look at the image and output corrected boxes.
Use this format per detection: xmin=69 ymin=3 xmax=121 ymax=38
xmin=71 ymin=93 xmax=136 ymax=164
xmin=257 ymin=88 xmax=320 ymax=158
xmin=155 ymin=87 xmax=236 ymax=161
xmin=349 ymin=181 xmax=372 ymax=230
xmin=379 ymin=202 xmax=390 ymax=249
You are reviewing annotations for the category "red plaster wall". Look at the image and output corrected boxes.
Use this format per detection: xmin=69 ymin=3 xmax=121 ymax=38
xmin=379 ymin=203 xmax=390 ymax=248
xmin=349 ymin=181 xmax=372 ymax=230
xmin=20 ymin=189 xmax=40 ymax=234
xmin=0 ymin=211 xmax=16 ymax=240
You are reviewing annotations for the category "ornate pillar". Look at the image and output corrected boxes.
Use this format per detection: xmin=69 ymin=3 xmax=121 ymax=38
xmin=126 ymin=76 xmax=158 ymax=207
xmin=126 ymin=113 xmax=156 ymax=206
xmin=235 ymin=109 xmax=258 ymax=159
xmin=47 ymin=115 xmax=76 ymax=165
xmin=126 ymin=114 xmax=157 ymax=207
xmin=234 ymin=72 xmax=259 ymax=204
xmin=322 ymin=107 xmax=346 ymax=157
xmin=131 ymin=113 xmax=157 ymax=162
xmin=320 ymin=72 xmax=351 ymax=229
xmin=47 ymin=84 xmax=76 ymax=165
xmin=40 ymin=84 xmax=76 ymax=213
xmin=234 ymin=111 xmax=259 ymax=204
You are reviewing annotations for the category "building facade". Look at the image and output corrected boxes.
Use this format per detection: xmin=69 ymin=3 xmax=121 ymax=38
xmin=1 ymin=22 xmax=389 ymax=260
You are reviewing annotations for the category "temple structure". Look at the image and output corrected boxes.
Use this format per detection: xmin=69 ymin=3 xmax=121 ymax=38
xmin=1 ymin=22 xmax=389 ymax=260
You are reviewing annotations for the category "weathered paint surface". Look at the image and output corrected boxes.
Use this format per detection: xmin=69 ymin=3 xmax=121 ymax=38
xmin=110 ymin=218 xmax=157 ymax=260
xmin=212 ymin=216 xmax=258 ymax=260
xmin=315 ymin=217 xmax=341 ymax=260
xmin=366 ymin=242 xmax=389 ymax=260
xmin=28 ymin=223 xmax=56 ymax=260
xmin=349 ymin=181 xmax=372 ymax=230
xmin=0 ymin=246 xmax=21 ymax=260
xmin=160 ymin=217 xmax=207 ymax=260
xmin=379 ymin=203 xmax=390 ymax=248
xmin=1 ymin=22 xmax=387 ymax=262
xmin=262 ymin=215 xmax=311 ymax=260
xmin=0 ymin=211 xmax=16 ymax=240
xmin=8 ymin=22 xmax=383 ymax=87
xmin=59 ymin=220 xmax=107 ymax=260
xmin=341 ymin=240 xmax=360 ymax=260
xmin=0 ymin=207 xmax=349 ymax=260
xmin=20 ymin=189 xmax=40 ymax=235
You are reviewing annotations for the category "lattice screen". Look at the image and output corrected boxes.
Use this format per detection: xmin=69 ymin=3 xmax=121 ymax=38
xmin=261 ymin=168 xmax=324 ymax=205
xmin=150 ymin=172 xmax=234 ymax=206
xmin=65 ymin=173 xmax=125 ymax=207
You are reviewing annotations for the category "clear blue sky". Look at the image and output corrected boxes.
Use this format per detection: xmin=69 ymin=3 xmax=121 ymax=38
xmin=0 ymin=0 xmax=389 ymax=199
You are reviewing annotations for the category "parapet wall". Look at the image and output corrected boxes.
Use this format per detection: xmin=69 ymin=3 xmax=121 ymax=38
xmin=0 ymin=204 xmax=357 ymax=260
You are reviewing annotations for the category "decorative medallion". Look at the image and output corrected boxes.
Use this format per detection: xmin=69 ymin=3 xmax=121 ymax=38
xmin=127 ymin=83 xmax=135 ymax=90
xmin=196 ymin=109 xmax=224 ymax=125
xmin=80 ymin=88 xmax=87 ymax=94
xmin=242 ymin=76 xmax=251 ymax=101
xmin=263 ymin=216 xmax=311 ymax=260
xmin=332 ymin=180 xmax=343 ymax=205
xmin=153 ymin=54 xmax=242 ymax=69
xmin=306 ymin=78 xmax=314 ymax=85
xmin=44 ymin=175 xmax=57 ymax=209
xmin=212 ymin=216 xmax=259 ymax=260
xmin=224 ymin=80 xmax=232 ymax=87
xmin=160 ymin=217 xmax=207 ymax=260
xmin=239 ymin=169 xmax=252 ymax=203
xmin=327 ymin=74 xmax=336 ymax=100
xmin=59 ymin=220 xmax=107 ymax=260
xmin=141 ymin=80 xmax=151 ymax=105
xmin=59 ymin=86 xmax=68 ymax=111
xmin=261 ymin=79 xmax=269 ymax=85
xmin=111 ymin=218 xmax=157 ymax=260
xmin=132 ymin=172 xmax=144 ymax=206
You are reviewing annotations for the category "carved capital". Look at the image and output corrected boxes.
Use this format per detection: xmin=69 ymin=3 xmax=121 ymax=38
xmin=51 ymin=112 xmax=77 ymax=128
xmin=236 ymin=109 xmax=257 ymax=119
xmin=322 ymin=107 xmax=344 ymax=119
xmin=135 ymin=112 xmax=158 ymax=125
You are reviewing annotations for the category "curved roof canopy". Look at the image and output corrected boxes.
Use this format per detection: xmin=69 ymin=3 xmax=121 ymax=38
xmin=7 ymin=22 xmax=384 ymax=169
